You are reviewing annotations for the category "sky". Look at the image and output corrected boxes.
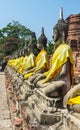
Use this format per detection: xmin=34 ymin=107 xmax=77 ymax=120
xmin=0 ymin=0 xmax=80 ymax=41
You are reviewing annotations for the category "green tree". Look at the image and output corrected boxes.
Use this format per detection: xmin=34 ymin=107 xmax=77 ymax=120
xmin=1 ymin=21 xmax=32 ymax=39
xmin=0 ymin=20 xmax=32 ymax=58
xmin=46 ymin=40 xmax=54 ymax=54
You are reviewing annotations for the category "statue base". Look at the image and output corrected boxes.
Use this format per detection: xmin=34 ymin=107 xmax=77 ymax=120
xmin=28 ymin=88 xmax=62 ymax=125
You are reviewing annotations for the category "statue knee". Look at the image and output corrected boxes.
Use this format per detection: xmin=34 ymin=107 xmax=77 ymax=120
xmin=42 ymin=81 xmax=66 ymax=98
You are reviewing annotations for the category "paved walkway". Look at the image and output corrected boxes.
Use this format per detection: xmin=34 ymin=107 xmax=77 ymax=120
xmin=0 ymin=72 xmax=12 ymax=130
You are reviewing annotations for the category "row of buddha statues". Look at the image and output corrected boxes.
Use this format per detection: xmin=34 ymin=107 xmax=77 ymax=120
xmin=5 ymin=8 xmax=80 ymax=129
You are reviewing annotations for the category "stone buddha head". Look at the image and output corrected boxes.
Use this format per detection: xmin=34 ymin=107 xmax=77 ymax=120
xmin=37 ymin=27 xmax=47 ymax=50
xmin=52 ymin=8 xmax=68 ymax=45
xmin=27 ymin=32 xmax=37 ymax=55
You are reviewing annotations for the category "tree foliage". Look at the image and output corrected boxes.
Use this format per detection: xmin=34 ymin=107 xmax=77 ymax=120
xmin=46 ymin=40 xmax=54 ymax=54
xmin=0 ymin=20 xmax=32 ymax=60
xmin=1 ymin=21 xmax=32 ymax=39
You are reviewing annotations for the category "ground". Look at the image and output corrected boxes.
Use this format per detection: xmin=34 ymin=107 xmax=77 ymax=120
xmin=0 ymin=72 xmax=12 ymax=130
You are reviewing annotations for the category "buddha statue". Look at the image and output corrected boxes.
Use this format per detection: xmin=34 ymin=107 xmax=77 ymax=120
xmin=18 ymin=32 xmax=38 ymax=76
xmin=29 ymin=32 xmax=39 ymax=56
xmin=19 ymin=27 xmax=49 ymax=99
xmin=34 ymin=8 xmax=73 ymax=99
xmin=23 ymin=27 xmax=49 ymax=81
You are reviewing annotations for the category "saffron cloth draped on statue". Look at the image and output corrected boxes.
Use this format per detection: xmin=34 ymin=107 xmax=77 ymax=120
xmin=42 ymin=43 xmax=73 ymax=84
xmin=67 ymin=96 xmax=80 ymax=105
xmin=19 ymin=53 xmax=35 ymax=74
xmin=24 ymin=50 xmax=49 ymax=79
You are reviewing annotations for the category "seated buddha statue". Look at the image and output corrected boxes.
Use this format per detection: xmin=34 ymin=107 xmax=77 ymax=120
xmin=19 ymin=32 xmax=38 ymax=75
xmin=34 ymin=9 xmax=74 ymax=99
xmin=23 ymin=27 xmax=49 ymax=82
xmin=19 ymin=28 xmax=49 ymax=99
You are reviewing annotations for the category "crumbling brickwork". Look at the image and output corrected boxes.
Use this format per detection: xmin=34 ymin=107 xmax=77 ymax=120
xmin=66 ymin=14 xmax=80 ymax=83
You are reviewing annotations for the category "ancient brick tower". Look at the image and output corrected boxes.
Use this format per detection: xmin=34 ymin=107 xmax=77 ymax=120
xmin=66 ymin=14 xmax=80 ymax=83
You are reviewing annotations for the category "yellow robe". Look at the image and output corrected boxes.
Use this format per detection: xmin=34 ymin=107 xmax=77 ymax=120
xmin=18 ymin=55 xmax=28 ymax=74
xmin=7 ymin=59 xmax=16 ymax=67
xmin=7 ymin=58 xmax=21 ymax=68
xmin=19 ymin=53 xmax=35 ymax=74
xmin=67 ymin=96 xmax=80 ymax=105
xmin=13 ymin=57 xmax=24 ymax=70
xmin=42 ymin=43 xmax=73 ymax=83
xmin=24 ymin=50 xmax=49 ymax=79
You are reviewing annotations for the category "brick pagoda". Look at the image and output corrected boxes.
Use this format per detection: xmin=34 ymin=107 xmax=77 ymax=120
xmin=66 ymin=14 xmax=80 ymax=83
